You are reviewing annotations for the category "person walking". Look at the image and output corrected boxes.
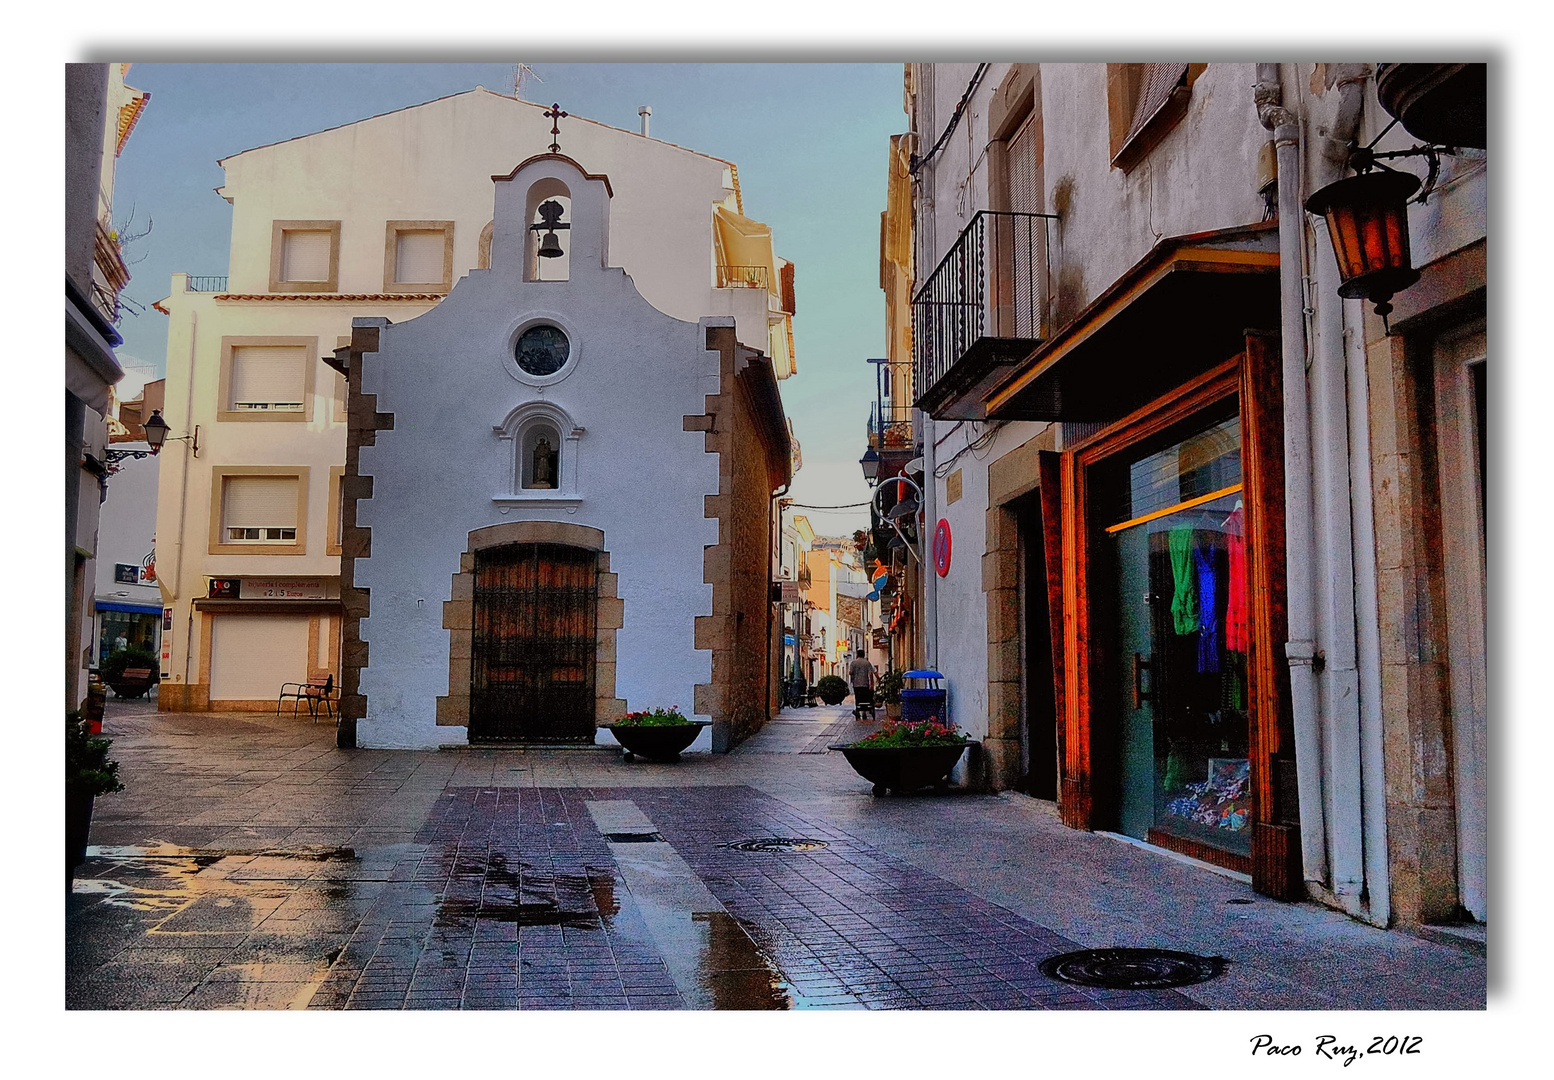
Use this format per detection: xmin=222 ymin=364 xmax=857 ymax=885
xmin=848 ymin=650 xmax=877 ymax=721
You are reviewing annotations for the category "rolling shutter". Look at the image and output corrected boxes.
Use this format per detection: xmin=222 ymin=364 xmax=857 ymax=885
xmin=395 ymin=230 xmax=445 ymax=284
xmin=281 ymin=230 xmax=332 ymax=282
xmin=209 ymin=614 xmax=310 ymax=700
xmin=224 ymin=476 xmax=299 ymax=531
xmin=230 ymin=346 xmax=305 ymax=409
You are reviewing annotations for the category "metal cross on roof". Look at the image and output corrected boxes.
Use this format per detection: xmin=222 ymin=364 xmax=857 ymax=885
xmin=543 ymin=102 xmax=568 ymax=153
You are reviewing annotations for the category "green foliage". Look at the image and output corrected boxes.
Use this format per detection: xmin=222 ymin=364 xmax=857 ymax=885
xmin=66 ymin=711 xmax=124 ymax=798
xmin=614 ymin=707 xmax=692 ymax=727
xmin=855 ymin=717 xmax=967 ymax=748
xmin=876 ymin=668 xmax=905 ymax=704
xmin=815 ymin=675 xmax=850 ymax=704
xmin=99 ymin=646 xmax=157 ymax=682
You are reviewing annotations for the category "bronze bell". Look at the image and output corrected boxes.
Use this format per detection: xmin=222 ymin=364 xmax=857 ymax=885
xmin=537 ymin=228 xmax=564 ymax=259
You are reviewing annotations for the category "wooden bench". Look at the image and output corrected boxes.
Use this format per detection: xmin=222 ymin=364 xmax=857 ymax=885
xmin=106 ymin=667 xmax=157 ymax=700
xmin=277 ymin=674 xmax=336 ymax=721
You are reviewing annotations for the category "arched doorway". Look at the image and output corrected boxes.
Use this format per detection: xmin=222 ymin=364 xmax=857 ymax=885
xmin=470 ymin=542 xmax=598 ymax=742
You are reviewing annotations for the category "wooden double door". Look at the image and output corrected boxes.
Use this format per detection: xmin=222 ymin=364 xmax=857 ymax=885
xmin=469 ymin=542 xmax=598 ymax=743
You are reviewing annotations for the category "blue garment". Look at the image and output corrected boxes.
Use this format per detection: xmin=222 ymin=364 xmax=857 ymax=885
xmin=1194 ymin=546 xmax=1220 ymax=673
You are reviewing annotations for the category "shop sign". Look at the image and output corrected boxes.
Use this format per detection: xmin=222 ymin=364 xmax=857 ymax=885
xmin=243 ymin=578 xmax=328 ymax=600
xmin=778 ymin=581 xmax=800 ymax=604
xmin=114 ymin=553 xmax=157 ymax=586
xmin=160 ymin=608 xmax=173 ymax=673
xmin=207 ymin=578 xmax=240 ymax=598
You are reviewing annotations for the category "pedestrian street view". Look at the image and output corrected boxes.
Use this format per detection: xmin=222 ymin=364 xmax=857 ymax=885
xmin=65 ymin=61 xmax=1490 ymax=1031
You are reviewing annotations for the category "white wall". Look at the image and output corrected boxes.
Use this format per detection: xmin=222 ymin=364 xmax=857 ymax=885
xmin=353 ymin=156 xmax=722 ymax=749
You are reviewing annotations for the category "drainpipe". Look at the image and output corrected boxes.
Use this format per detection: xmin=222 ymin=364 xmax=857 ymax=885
xmin=920 ymin=411 xmax=938 ymax=669
xmin=1322 ymin=64 xmax=1391 ymax=924
xmin=1256 ymin=64 xmax=1327 ymax=886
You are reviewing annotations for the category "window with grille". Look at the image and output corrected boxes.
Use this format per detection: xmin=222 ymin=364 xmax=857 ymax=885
xmin=229 ymin=345 xmax=306 ymax=412
xmin=223 ymin=476 xmax=299 ymax=543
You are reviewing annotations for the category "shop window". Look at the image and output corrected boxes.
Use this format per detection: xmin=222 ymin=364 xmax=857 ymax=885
xmin=218 ymin=336 xmax=316 ymax=423
xmin=209 ymin=466 xmax=309 ymax=555
xmin=269 ymin=221 xmax=340 ymax=292
xmin=383 ymin=220 xmax=454 ymax=292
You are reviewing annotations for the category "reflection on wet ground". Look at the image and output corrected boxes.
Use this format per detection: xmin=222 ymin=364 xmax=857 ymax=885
xmin=70 ymin=784 xmax=1206 ymax=1010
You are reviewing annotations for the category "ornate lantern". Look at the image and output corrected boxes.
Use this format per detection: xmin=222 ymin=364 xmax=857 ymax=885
xmin=1305 ymin=168 xmax=1421 ymax=326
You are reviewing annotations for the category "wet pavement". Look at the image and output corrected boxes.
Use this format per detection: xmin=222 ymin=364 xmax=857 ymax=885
xmin=68 ymin=697 xmax=1487 ymax=1012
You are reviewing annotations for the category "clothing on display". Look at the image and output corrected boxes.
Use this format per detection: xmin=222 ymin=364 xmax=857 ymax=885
xmin=1168 ymin=528 xmax=1198 ymax=635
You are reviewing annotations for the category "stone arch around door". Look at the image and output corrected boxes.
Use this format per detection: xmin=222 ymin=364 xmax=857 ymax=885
xmin=435 ymin=520 xmax=626 ymax=731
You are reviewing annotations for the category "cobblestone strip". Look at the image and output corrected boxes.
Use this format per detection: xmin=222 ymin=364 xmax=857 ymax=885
xmin=614 ymin=786 xmax=1208 ymax=1010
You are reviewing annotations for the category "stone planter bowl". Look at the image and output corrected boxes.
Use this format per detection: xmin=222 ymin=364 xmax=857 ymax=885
xmin=606 ymin=720 xmax=712 ymax=763
xmin=830 ymin=741 xmax=976 ymax=796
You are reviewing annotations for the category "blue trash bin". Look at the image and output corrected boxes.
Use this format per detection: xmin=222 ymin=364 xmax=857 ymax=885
xmin=899 ymin=669 xmax=948 ymax=725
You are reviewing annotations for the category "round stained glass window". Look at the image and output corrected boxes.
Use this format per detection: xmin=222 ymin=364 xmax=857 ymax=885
xmin=515 ymin=325 xmax=570 ymax=377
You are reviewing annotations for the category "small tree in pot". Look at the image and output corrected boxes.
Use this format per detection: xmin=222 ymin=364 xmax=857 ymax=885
xmin=67 ymin=711 xmax=123 ymax=887
xmin=814 ymin=674 xmax=850 ymax=705
xmin=876 ymin=668 xmax=905 ymax=720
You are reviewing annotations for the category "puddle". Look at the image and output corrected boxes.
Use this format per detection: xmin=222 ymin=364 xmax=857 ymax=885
xmin=694 ymin=911 xmax=790 ymax=1009
xmin=432 ymin=852 xmax=620 ymax=929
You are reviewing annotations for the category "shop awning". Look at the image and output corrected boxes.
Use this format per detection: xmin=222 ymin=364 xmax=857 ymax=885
xmin=984 ymin=224 xmax=1280 ymax=423
xmin=95 ymin=599 xmax=163 ymax=615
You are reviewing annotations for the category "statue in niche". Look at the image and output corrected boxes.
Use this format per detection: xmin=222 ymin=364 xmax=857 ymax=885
xmin=531 ymin=435 xmax=558 ymax=489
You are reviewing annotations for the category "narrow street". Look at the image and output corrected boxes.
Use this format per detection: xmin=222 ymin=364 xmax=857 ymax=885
xmin=68 ymin=697 xmax=1484 ymax=1011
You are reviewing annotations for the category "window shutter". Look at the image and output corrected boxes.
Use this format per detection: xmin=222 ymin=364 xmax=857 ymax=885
xmin=1125 ymin=63 xmax=1189 ymax=145
xmin=230 ymin=346 xmax=306 ymax=408
xmin=224 ymin=476 xmax=299 ymax=530
xmin=395 ymin=230 xmax=445 ymax=284
xmin=1008 ymin=113 xmax=1039 ymax=215
xmin=282 ymin=230 xmax=332 ymax=282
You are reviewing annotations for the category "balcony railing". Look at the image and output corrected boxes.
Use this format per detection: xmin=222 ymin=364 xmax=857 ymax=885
xmin=188 ymin=276 xmax=229 ymax=292
xmin=716 ymin=264 xmax=769 ymax=290
xmin=912 ymin=210 xmax=1054 ymax=420
xmin=868 ymin=399 xmax=915 ymax=453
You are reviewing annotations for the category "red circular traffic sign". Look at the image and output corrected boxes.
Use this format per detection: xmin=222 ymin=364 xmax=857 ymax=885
xmin=933 ymin=518 xmax=952 ymax=577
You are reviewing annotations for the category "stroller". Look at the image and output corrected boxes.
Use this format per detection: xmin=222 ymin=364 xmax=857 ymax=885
xmin=852 ymin=685 xmax=877 ymax=722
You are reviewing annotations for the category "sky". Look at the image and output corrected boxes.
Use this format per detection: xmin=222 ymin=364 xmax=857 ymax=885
xmin=108 ymin=61 xmax=905 ymax=536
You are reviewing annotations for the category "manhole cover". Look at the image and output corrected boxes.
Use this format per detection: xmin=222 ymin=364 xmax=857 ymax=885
xmin=722 ymin=838 xmax=829 ymax=853
xmin=1038 ymin=948 xmax=1226 ymax=989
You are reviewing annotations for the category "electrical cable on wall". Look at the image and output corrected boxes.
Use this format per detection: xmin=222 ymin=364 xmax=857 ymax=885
xmin=910 ymin=64 xmax=988 ymax=176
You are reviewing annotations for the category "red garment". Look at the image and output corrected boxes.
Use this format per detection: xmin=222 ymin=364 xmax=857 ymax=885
xmin=1225 ymin=508 xmax=1249 ymax=652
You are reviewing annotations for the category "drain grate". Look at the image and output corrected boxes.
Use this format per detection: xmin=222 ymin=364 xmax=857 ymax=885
xmin=603 ymin=832 xmax=663 ymax=843
xmin=1038 ymin=948 xmax=1227 ymax=989
xmin=722 ymin=838 xmax=829 ymax=853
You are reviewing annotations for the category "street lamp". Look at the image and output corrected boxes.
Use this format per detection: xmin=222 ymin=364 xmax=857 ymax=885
xmin=135 ymin=409 xmax=199 ymax=457
xmin=1305 ymin=168 xmax=1421 ymax=328
xmin=859 ymin=447 xmax=881 ymax=483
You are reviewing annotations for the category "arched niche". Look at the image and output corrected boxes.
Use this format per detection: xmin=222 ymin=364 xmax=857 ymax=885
xmin=493 ymin=399 xmax=583 ymax=500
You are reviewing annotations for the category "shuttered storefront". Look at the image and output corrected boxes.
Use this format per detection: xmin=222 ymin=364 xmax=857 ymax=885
xmin=209 ymin=613 xmax=310 ymax=700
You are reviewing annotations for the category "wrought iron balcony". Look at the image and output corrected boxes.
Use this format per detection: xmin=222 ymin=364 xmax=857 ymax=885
xmin=716 ymin=264 xmax=769 ymax=289
xmin=867 ymin=399 xmax=915 ymax=455
xmin=912 ymin=210 xmax=1054 ymax=420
